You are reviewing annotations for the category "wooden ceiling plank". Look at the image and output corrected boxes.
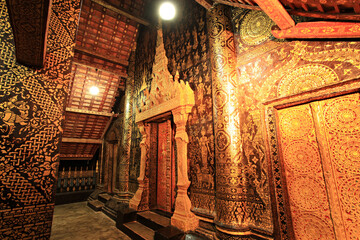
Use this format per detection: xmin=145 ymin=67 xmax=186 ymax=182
xmin=62 ymin=137 xmax=103 ymax=144
xmin=253 ymin=0 xmax=295 ymax=30
xmin=75 ymin=45 xmax=128 ymax=67
xmin=60 ymin=154 xmax=94 ymax=160
xmin=272 ymin=21 xmax=360 ymax=39
xmin=288 ymin=3 xmax=296 ymax=10
xmin=91 ymin=0 xmax=150 ymax=26
xmin=354 ymin=4 xmax=360 ymax=14
xmin=243 ymin=0 xmax=255 ymax=6
xmin=78 ymin=114 xmax=90 ymax=139
xmin=215 ymin=0 xmax=262 ymax=10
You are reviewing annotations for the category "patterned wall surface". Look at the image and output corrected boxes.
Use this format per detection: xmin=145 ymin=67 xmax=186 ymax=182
xmin=123 ymin=3 xmax=360 ymax=239
xmin=162 ymin=0 xmax=215 ymax=217
xmin=232 ymin=8 xmax=360 ymax=239
xmin=129 ymin=24 xmax=157 ymax=194
xmin=0 ymin=0 xmax=80 ymax=238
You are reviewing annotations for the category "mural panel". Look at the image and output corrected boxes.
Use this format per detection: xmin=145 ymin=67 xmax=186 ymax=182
xmin=0 ymin=0 xmax=80 ymax=237
xmin=162 ymin=0 xmax=215 ymax=216
xmin=129 ymin=25 xmax=157 ymax=194
xmin=232 ymin=8 xmax=360 ymax=237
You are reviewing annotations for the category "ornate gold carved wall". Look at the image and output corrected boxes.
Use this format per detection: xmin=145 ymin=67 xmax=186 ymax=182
xmin=231 ymin=8 xmax=360 ymax=239
xmin=276 ymin=93 xmax=360 ymax=240
xmin=0 ymin=0 xmax=80 ymax=238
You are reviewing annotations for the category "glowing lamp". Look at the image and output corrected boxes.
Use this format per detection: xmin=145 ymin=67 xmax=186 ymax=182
xmin=159 ymin=2 xmax=176 ymax=20
xmin=89 ymin=86 xmax=99 ymax=95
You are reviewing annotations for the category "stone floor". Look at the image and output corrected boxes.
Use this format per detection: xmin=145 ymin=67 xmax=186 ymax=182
xmin=50 ymin=201 xmax=131 ymax=240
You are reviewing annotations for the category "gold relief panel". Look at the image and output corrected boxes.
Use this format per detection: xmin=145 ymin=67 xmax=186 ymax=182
xmin=277 ymin=64 xmax=339 ymax=97
xmin=267 ymin=91 xmax=360 ymax=240
xmin=239 ymin=11 xmax=275 ymax=47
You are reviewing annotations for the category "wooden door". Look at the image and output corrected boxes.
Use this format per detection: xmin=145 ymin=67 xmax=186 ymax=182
xmin=276 ymin=93 xmax=360 ymax=240
xmin=156 ymin=120 xmax=175 ymax=212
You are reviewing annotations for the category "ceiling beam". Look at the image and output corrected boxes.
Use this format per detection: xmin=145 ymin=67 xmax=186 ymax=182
xmin=272 ymin=22 xmax=360 ymax=39
xmin=194 ymin=0 xmax=213 ymax=9
xmin=74 ymin=46 xmax=128 ymax=67
xmin=6 ymin=0 xmax=52 ymax=67
xmin=101 ymin=114 xmax=115 ymax=139
xmin=65 ymin=107 xmax=116 ymax=117
xmin=60 ymin=154 xmax=94 ymax=160
xmin=288 ymin=10 xmax=360 ymax=21
xmin=72 ymin=61 xmax=127 ymax=79
xmin=91 ymin=0 xmax=150 ymax=26
xmin=215 ymin=0 xmax=262 ymax=11
xmin=62 ymin=137 xmax=103 ymax=144
xmin=253 ymin=0 xmax=295 ymax=30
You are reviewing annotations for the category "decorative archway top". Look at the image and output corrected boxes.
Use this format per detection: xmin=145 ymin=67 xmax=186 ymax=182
xmin=135 ymin=28 xmax=194 ymax=123
xmin=130 ymin=27 xmax=198 ymax=232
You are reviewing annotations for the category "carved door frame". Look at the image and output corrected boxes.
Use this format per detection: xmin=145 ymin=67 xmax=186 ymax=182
xmin=128 ymin=89 xmax=199 ymax=231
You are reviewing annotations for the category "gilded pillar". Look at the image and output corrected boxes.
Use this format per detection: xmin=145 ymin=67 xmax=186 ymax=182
xmin=171 ymin=105 xmax=199 ymax=232
xmin=209 ymin=5 xmax=273 ymax=239
xmin=208 ymin=4 xmax=253 ymax=237
xmin=118 ymin=50 xmax=135 ymax=195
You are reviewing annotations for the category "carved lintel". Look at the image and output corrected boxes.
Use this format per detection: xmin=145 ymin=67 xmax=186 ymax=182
xmin=129 ymin=122 xmax=150 ymax=211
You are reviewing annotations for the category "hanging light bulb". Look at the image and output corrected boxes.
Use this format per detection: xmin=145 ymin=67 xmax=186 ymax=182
xmin=89 ymin=85 xmax=99 ymax=95
xmin=89 ymin=68 xmax=100 ymax=96
xmin=159 ymin=2 xmax=176 ymax=20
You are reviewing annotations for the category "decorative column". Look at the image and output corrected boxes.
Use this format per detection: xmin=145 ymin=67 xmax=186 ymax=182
xmin=129 ymin=122 xmax=150 ymax=211
xmin=118 ymin=50 xmax=135 ymax=195
xmin=171 ymin=105 xmax=199 ymax=232
xmin=208 ymin=4 xmax=259 ymax=238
